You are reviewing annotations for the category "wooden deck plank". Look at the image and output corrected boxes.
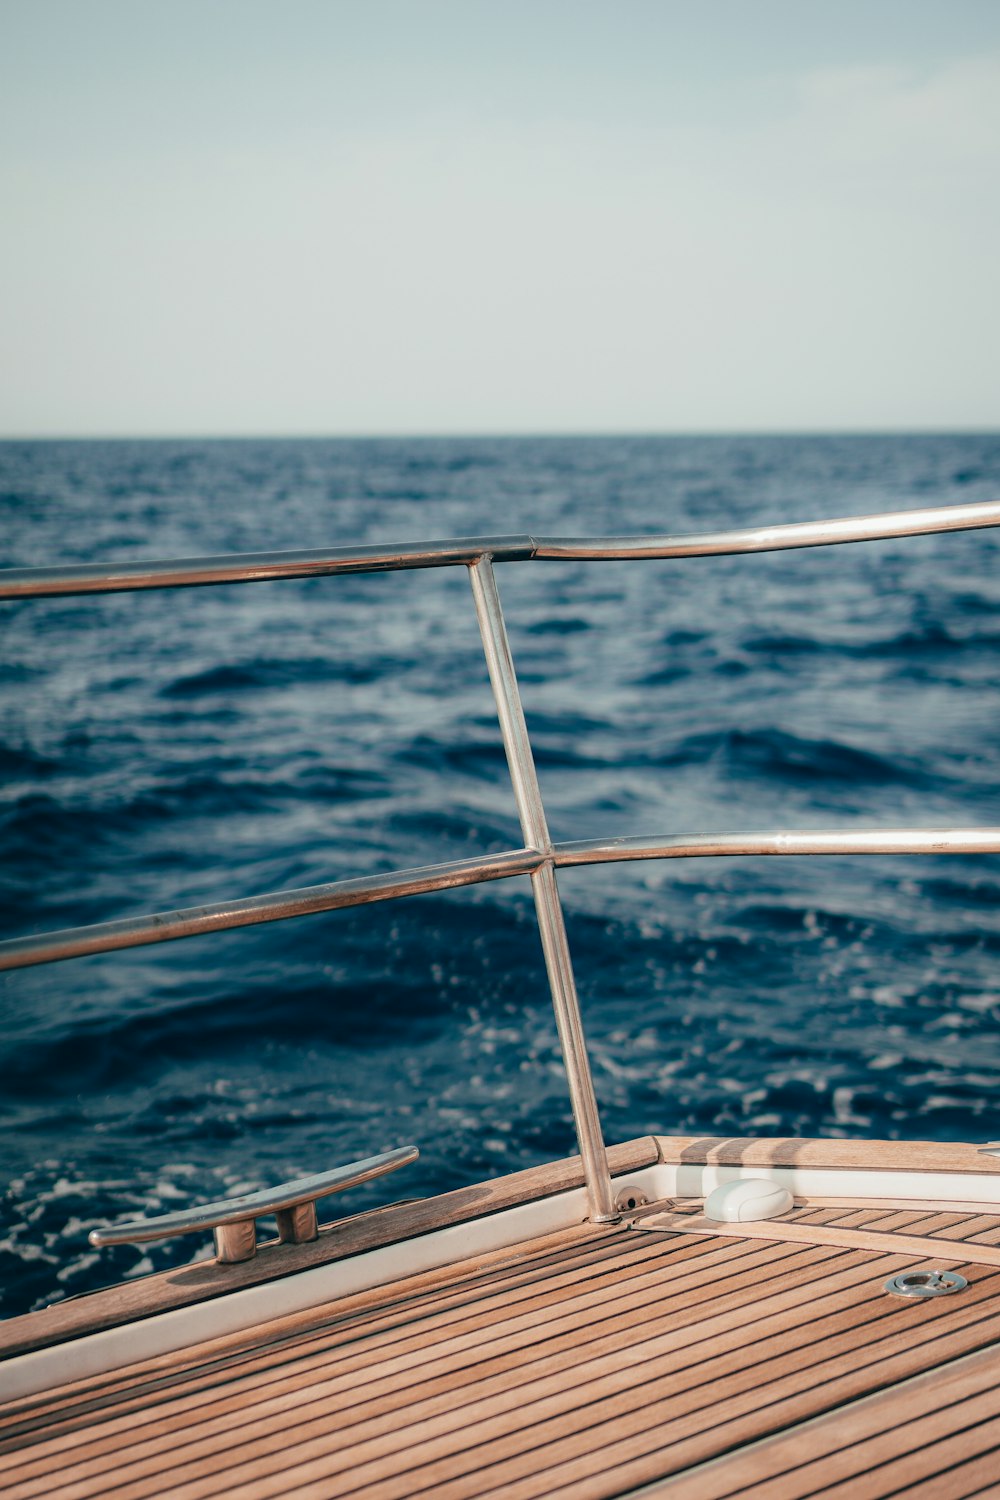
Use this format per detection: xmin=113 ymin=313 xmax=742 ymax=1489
xmin=889 ymin=1212 xmax=991 ymax=1237
xmin=168 ymin=1262 xmax=938 ymax=1500
xmin=872 ymin=1208 xmax=973 ymax=1232
xmin=811 ymin=1207 xmax=909 ymax=1229
xmin=2 ymin=1239 xmax=856 ymax=1497
xmin=653 ymin=1136 xmax=1000 ymax=1176
xmin=27 ymin=1261 xmax=1000 ymax=1500
xmin=0 ymin=1234 xmax=756 ymax=1431
xmin=648 ymin=1341 xmax=1000 ymax=1499
xmin=795 ymin=1197 xmax=1000 ymax=1214
xmin=468 ymin=1307 xmax=1000 ymax=1500
xmin=223 ymin=1302 xmax=1000 ymax=1500
xmin=0 ymin=1222 xmax=615 ymax=1434
xmin=779 ymin=1206 xmax=1000 ymax=1247
xmin=4 ymin=1143 xmax=1000 ymax=1500
xmin=965 ymin=1223 xmax=1000 ymax=1246
xmin=915 ymin=1215 xmax=1000 ymax=1242
xmin=815 ymin=1416 xmax=1000 ymax=1500
xmin=635 ymin=1212 xmax=1000 ymax=1265
xmin=888 ymin=1448 xmax=1000 ymax=1499
xmin=3 ymin=1245 xmax=883 ymax=1499
xmin=3 ymin=1233 xmax=782 ymax=1472
xmin=4 ymin=1221 xmax=679 ymax=1435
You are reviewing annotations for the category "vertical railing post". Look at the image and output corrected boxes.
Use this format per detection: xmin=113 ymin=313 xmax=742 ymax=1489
xmin=469 ymin=555 xmax=618 ymax=1223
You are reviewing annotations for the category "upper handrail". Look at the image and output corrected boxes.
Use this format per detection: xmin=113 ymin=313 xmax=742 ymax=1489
xmin=0 ymin=536 xmax=534 ymax=599
xmin=556 ymin=828 xmax=1000 ymax=864
xmin=1 ymin=499 xmax=998 ymax=599
xmin=532 ymin=498 xmax=1000 ymax=559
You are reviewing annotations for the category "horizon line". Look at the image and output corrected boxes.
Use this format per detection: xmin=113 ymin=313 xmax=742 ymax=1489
xmin=1 ymin=426 xmax=998 ymax=443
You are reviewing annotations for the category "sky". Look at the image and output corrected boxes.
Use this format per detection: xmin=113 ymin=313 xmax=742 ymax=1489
xmin=1 ymin=0 xmax=998 ymax=436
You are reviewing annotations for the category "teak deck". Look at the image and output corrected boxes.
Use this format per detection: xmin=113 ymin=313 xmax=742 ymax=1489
xmin=2 ymin=1196 xmax=1000 ymax=1498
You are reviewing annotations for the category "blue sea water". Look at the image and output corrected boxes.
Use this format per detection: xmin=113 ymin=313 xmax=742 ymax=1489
xmin=1 ymin=433 xmax=999 ymax=1319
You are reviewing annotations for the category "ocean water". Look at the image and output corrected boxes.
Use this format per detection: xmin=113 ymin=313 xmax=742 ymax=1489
xmin=1 ymin=433 xmax=999 ymax=1319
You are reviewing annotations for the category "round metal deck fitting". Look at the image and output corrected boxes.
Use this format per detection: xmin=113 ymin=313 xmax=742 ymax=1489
xmin=614 ymin=1187 xmax=649 ymax=1214
xmin=885 ymin=1269 xmax=967 ymax=1299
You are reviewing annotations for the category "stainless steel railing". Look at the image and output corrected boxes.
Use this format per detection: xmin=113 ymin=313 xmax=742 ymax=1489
xmin=1 ymin=499 xmax=998 ymax=598
xmin=3 ymin=498 xmax=1000 ymax=1223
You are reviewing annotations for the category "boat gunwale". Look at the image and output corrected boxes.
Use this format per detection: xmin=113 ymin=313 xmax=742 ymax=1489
xmin=4 ymin=1135 xmax=1000 ymax=1373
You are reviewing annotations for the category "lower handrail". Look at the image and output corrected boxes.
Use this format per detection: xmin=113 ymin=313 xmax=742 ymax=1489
xmin=3 ymin=827 xmax=997 ymax=972
xmin=0 ymin=847 xmax=541 ymax=971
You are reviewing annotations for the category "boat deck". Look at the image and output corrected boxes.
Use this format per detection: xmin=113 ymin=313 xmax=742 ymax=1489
xmin=2 ymin=1197 xmax=1000 ymax=1498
